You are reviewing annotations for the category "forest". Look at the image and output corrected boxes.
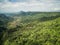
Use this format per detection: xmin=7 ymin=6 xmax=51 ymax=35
xmin=0 ymin=12 xmax=60 ymax=45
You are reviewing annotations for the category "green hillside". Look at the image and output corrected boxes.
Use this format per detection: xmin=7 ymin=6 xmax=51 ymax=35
xmin=0 ymin=14 xmax=13 ymax=45
xmin=0 ymin=12 xmax=60 ymax=45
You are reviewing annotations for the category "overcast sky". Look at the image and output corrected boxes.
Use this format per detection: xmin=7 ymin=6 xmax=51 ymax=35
xmin=0 ymin=0 xmax=60 ymax=13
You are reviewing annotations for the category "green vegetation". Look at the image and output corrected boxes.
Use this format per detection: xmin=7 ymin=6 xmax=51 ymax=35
xmin=0 ymin=12 xmax=60 ymax=45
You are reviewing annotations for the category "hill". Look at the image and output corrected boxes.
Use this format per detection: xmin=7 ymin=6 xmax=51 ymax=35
xmin=0 ymin=12 xmax=60 ymax=45
xmin=0 ymin=14 xmax=13 ymax=45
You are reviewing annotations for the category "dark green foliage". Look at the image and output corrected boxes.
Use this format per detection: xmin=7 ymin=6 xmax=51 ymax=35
xmin=0 ymin=12 xmax=60 ymax=45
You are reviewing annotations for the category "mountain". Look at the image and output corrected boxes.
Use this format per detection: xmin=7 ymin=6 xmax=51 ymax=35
xmin=0 ymin=14 xmax=14 ymax=45
xmin=0 ymin=14 xmax=13 ymax=26
xmin=0 ymin=12 xmax=60 ymax=45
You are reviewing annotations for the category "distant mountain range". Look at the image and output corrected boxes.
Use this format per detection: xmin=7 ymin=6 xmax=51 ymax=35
xmin=0 ymin=14 xmax=13 ymax=25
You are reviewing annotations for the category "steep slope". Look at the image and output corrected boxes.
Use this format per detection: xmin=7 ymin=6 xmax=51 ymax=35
xmin=2 ymin=12 xmax=60 ymax=45
xmin=0 ymin=14 xmax=13 ymax=45
xmin=0 ymin=14 xmax=13 ymax=31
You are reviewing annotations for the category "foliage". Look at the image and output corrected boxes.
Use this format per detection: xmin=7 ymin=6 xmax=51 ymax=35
xmin=0 ymin=12 xmax=60 ymax=45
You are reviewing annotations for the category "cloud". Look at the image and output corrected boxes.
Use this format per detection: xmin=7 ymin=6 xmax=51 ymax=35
xmin=0 ymin=0 xmax=60 ymax=13
xmin=1 ymin=0 xmax=60 ymax=3
xmin=38 ymin=0 xmax=60 ymax=3
xmin=53 ymin=7 xmax=60 ymax=11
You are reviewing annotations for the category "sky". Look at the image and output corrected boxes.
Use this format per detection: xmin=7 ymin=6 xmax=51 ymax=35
xmin=0 ymin=0 xmax=60 ymax=13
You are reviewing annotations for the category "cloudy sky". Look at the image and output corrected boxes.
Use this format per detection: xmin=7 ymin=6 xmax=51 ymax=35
xmin=0 ymin=0 xmax=60 ymax=13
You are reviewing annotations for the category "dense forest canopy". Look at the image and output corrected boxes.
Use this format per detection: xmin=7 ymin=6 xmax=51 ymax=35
xmin=0 ymin=12 xmax=60 ymax=45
